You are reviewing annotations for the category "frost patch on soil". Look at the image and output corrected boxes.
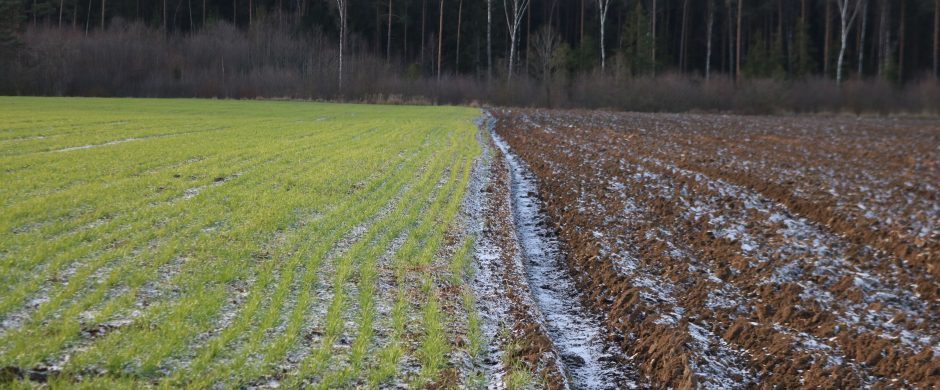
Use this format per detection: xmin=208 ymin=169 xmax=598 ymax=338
xmin=492 ymin=131 xmax=636 ymax=390
xmin=182 ymin=173 xmax=242 ymax=200
xmin=55 ymin=137 xmax=148 ymax=152
xmin=686 ymin=322 xmax=757 ymax=387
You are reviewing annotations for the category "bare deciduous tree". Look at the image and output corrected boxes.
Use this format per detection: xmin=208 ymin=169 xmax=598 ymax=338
xmin=824 ymin=0 xmax=832 ymax=76
xmin=455 ymin=0 xmax=462 ymax=71
xmin=679 ymin=0 xmax=688 ymax=71
xmin=487 ymin=0 xmax=492 ymax=79
xmin=935 ymin=0 xmax=939 ymax=78
xmin=835 ymin=0 xmax=863 ymax=84
xmin=530 ymin=25 xmax=562 ymax=105
xmin=736 ymin=0 xmax=742 ymax=81
xmin=857 ymin=0 xmax=868 ymax=76
xmin=596 ymin=0 xmax=612 ymax=70
xmin=706 ymin=0 xmax=715 ymax=80
xmin=531 ymin=25 xmax=561 ymax=80
xmin=387 ymin=0 xmax=393 ymax=62
xmin=898 ymin=0 xmax=905 ymax=81
xmin=503 ymin=0 xmax=529 ymax=83
xmin=652 ymin=0 xmax=657 ymax=75
xmin=437 ymin=0 xmax=443 ymax=81
xmin=335 ymin=0 xmax=348 ymax=91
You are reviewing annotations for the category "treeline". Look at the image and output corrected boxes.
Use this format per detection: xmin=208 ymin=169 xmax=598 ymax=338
xmin=1 ymin=0 xmax=939 ymax=114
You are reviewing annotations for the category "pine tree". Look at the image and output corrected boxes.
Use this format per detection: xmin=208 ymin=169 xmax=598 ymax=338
xmin=794 ymin=15 xmax=815 ymax=77
xmin=743 ymin=32 xmax=770 ymax=77
xmin=621 ymin=1 xmax=653 ymax=76
xmin=0 ymin=0 xmax=21 ymax=60
xmin=769 ymin=32 xmax=786 ymax=79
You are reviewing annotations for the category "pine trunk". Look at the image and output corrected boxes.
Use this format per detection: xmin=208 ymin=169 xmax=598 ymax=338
xmin=387 ymin=0 xmax=393 ymax=62
xmin=455 ymin=0 xmax=462 ymax=72
xmin=680 ymin=0 xmax=688 ymax=72
xmin=486 ymin=0 xmax=492 ymax=79
xmin=437 ymin=0 xmax=444 ymax=81
xmin=652 ymin=0 xmax=658 ymax=75
xmin=736 ymin=0 xmax=742 ymax=81
xmin=858 ymin=0 xmax=868 ymax=77
xmin=898 ymin=0 xmax=905 ymax=82
xmin=824 ymin=0 xmax=832 ymax=76
xmin=934 ymin=0 xmax=939 ymax=78
xmin=420 ymin=0 xmax=426 ymax=70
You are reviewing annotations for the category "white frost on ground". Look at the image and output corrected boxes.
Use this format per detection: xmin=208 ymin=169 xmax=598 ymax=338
xmin=640 ymin=155 xmax=936 ymax=354
xmin=55 ymin=137 xmax=148 ymax=152
xmin=492 ymin=129 xmax=637 ymax=390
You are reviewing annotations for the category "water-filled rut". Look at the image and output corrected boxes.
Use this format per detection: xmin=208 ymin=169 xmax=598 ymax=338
xmin=491 ymin=129 xmax=638 ymax=389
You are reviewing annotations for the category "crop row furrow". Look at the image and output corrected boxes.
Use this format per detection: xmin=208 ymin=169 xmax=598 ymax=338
xmin=171 ymin=133 xmax=437 ymax=388
xmin=0 ymin=124 xmax=376 ymax=320
xmin=0 ymin=126 xmax=410 ymax=368
xmin=283 ymin=132 xmax=461 ymax=388
xmin=55 ymin=128 xmax=424 ymax=380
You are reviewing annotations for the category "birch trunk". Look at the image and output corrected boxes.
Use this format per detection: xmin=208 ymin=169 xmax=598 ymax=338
xmin=336 ymin=0 xmax=347 ymax=91
xmin=597 ymin=0 xmax=611 ymax=70
xmin=836 ymin=0 xmax=862 ymax=84
xmin=503 ymin=0 xmax=529 ymax=83
xmin=707 ymin=0 xmax=715 ymax=80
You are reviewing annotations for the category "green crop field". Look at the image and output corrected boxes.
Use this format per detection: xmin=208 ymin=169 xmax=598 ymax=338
xmin=0 ymin=97 xmax=483 ymax=388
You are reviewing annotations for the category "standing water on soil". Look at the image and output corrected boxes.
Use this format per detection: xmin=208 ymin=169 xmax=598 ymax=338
xmin=491 ymin=129 xmax=638 ymax=389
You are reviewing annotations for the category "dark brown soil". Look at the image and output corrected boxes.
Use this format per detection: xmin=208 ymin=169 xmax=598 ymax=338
xmin=491 ymin=108 xmax=940 ymax=388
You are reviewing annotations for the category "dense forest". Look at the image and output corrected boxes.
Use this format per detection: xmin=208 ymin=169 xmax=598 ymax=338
xmin=1 ymin=0 xmax=939 ymax=113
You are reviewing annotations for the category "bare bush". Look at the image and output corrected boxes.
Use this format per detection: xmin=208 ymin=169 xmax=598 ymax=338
xmin=1 ymin=23 xmax=938 ymax=115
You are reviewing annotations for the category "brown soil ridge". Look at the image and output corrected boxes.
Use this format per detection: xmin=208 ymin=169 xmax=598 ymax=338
xmin=491 ymin=108 xmax=940 ymax=388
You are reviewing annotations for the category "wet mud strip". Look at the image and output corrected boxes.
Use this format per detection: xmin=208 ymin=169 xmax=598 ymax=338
xmin=492 ymin=131 xmax=640 ymax=390
xmin=491 ymin=108 xmax=940 ymax=388
xmin=472 ymin=116 xmax=568 ymax=389
xmin=471 ymin=114 xmax=641 ymax=389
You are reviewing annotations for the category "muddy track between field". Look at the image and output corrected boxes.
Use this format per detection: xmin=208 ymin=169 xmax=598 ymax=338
xmin=494 ymin=130 xmax=641 ymax=389
xmin=473 ymin=114 xmax=642 ymax=389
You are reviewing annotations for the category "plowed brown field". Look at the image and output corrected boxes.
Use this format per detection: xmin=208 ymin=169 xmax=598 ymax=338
xmin=491 ymin=109 xmax=940 ymax=388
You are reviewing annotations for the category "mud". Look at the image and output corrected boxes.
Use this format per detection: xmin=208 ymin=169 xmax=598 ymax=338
xmin=492 ymin=130 xmax=641 ymax=389
xmin=472 ymin=115 xmax=568 ymax=389
xmin=491 ymin=108 xmax=940 ymax=388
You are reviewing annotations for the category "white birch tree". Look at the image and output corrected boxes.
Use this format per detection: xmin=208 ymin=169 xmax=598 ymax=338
xmin=335 ymin=0 xmax=348 ymax=91
xmin=836 ymin=0 xmax=863 ymax=84
xmin=706 ymin=0 xmax=715 ymax=80
xmin=503 ymin=0 xmax=529 ymax=83
xmin=596 ymin=0 xmax=613 ymax=71
xmin=437 ymin=0 xmax=443 ymax=81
